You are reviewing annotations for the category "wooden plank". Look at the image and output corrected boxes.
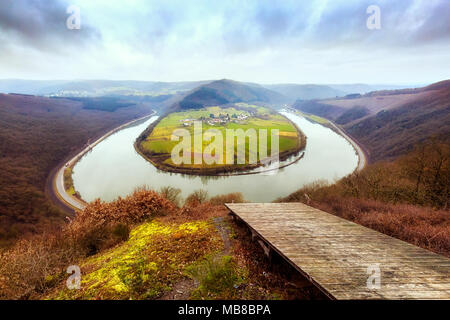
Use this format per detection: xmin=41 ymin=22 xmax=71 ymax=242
xmin=226 ymin=202 xmax=450 ymax=300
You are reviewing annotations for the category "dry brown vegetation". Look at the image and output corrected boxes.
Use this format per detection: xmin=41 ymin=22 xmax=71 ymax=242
xmin=0 ymin=189 xmax=240 ymax=299
xmin=0 ymin=189 xmax=175 ymax=299
xmin=0 ymin=93 xmax=152 ymax=246
xmin=279 ymin=139 xmax=450 ymax=257
xmin=346 ymin=84 xmax=450 ymax=162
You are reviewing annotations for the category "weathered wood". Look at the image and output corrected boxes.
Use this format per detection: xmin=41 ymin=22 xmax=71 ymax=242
xmin=226 ymin=202 xmax=450 ymax=300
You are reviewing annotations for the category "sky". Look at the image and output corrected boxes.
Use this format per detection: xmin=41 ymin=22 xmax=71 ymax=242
xmin=0 ymin=0 xmax=449 ymax=84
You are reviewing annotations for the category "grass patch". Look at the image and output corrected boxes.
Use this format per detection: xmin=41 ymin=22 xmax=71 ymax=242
xmin=295 ymin=111 xmax=329 ymax=124
xmin=186 ymin=254 xmax=243 ymax=299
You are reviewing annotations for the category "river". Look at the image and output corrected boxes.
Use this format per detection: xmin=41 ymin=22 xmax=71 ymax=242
xmin=72 ymin=112 xmax=358 ymax=203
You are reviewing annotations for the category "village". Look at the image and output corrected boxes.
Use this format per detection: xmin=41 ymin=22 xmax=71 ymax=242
xmin=179 ymin=111 xmax=253 ymax=127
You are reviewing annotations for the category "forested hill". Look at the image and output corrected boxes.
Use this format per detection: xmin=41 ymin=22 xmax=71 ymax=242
xmin=175 ymin=79 xmax=287 ymax=110
xmin=0 ymin=94 xmax=151 ymax=245
xmin=294 ymin=80 xmax=450 ymax=162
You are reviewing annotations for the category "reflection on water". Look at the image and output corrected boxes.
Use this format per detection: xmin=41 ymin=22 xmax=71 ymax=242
xmin=72 ymin=112 xmax=358 ymax=203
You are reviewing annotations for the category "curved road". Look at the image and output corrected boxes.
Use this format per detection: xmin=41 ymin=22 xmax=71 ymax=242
xmin=285 ymin=108 xmax=367 ymax=172
xmin=52 ymin=111 xmax=157 ymax=212
xmin=327 ymin=121 xmax=367 ymax=171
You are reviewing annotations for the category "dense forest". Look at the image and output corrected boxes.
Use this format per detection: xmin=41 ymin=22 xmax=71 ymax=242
xmin=0 ymin=94 xmax=152 ymax=246
xmin=61 ymin=97 xmax=137 ymax=112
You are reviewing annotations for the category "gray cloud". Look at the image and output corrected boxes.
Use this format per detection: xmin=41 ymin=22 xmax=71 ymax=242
xmin=411 ymin=0 xmax=450 ymax=44
xmin=219 ymin=1 xmax=311 ymax=53
xmin=0 ymin=0 xmax=100 ymax=52
xmin=0 ymin=0 xmax=448 ymax=82
xmin=1 ymin=0 xmax=449 ymax=54
xmin=298 ymin=0 xmax=450 ymax=48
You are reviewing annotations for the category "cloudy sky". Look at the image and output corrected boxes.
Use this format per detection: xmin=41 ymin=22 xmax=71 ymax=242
xmin=0 ymin=0 xmax=449 ymax=84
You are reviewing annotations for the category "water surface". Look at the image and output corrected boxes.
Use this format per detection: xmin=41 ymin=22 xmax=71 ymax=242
xmin=73 ymin=112 xmax=358 ymax=202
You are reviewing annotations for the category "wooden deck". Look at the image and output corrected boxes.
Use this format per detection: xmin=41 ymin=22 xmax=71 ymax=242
xmin=225 ymin=203 xmax=450 ymax=300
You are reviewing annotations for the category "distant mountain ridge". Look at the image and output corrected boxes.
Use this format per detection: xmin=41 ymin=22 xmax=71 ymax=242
xmin=0 ymin=79 xmax=210 ymax=97
xmin=0 ymin=79 xmax=416 ymax=101
xmin=262 ymin=83 xmax=416 ymax=103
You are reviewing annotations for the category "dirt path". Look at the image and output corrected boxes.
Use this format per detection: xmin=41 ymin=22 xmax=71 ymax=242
xmin=213 ymin=217 xmax=232 ymax=253
xmin=159 ymin=216 xmax=232 ymax=300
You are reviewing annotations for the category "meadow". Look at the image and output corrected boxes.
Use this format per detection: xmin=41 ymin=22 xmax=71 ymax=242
xmin=138 ymin=104 xmax=304 ymax=174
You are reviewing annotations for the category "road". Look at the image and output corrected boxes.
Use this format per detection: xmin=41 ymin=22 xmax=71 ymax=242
xmin=327 ymin=121 xmax=367 ymax=171
xmin=284 ymin=108 xmax=367 ymax=172
xmin=51 ymin=111 xmax=157 ymax=212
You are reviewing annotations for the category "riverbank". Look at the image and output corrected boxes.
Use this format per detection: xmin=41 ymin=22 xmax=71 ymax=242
xmin=48 ymin=111 xmax=157 ymax=213
xmin=134 ymin=142 xmax=306 ymax=176
xmin=286 ymin=109 xmax=367 ymax=172
xmin=326 ymin=121 xmax=368 ymax=171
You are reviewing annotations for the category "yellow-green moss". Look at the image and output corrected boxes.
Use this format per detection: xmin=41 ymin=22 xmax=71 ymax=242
xmin=49 ymin=219 xmax=222 ymax=300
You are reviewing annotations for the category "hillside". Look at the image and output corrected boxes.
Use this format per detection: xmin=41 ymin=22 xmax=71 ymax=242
xmin=263 ymin=83 xmax=415 ymax=103
xmin=0 ymin=190 xmax=323 ymax=300
xmin=328 ymin=83 xmax=415 ymax=95
xmin=176 ymin=79 xmax=286 ymax=110
xmin=0 ymin=94 xmax=152 ymax=245
xmin=294 ymin=80 xmax=450 ymax=161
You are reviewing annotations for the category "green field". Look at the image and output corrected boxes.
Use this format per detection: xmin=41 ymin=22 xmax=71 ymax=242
xmin=139 ymin=104 xmax=304 ymax=172
xmin=295 ymin=110 xmax=329 ymax=124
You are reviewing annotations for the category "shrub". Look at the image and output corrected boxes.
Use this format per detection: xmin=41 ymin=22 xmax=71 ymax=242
xmin=177 ymin=202 xmax=229 ymax=221
xmin=68 ymin=189 xmax=176 ymax=236
xmin=209 ymin=193 xmax=244 ymax=205
xmin=160 ymin=186 xmax=182 ymax=207
xmin=75 ymin=223 xmax=130 ymax=256
xmin=185 ymin=190 xmax=209 ymax=206
xmin=112 ymin=223 xmax=130 ymax=242
xmin=186 ymin=254 xmax=242 ymax=299
xmin=0 ymin=232 xmax=80 ymax=299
